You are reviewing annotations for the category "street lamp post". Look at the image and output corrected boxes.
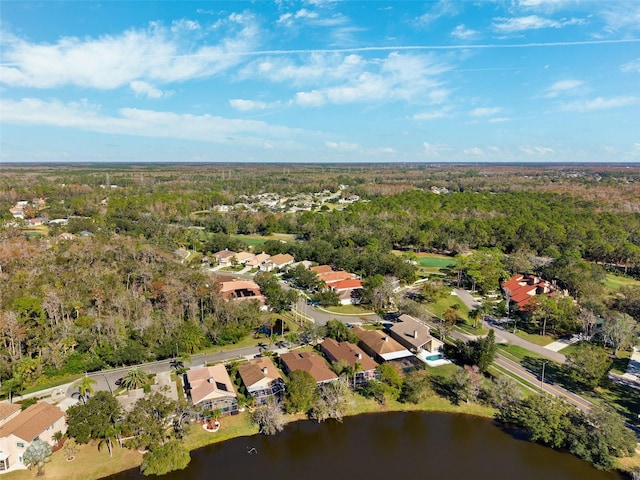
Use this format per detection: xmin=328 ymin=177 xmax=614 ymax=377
xmin=100 ymin=374 xmax=113 ymax=395
xmin=541 ymin=360 xmax=549 ymax=391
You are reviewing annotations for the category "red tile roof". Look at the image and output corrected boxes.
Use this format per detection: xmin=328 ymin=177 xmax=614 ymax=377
xmin=328 ymin=279 xmax=363 ymax=290
xmin=502 ymin=274 xmax=555 ymax=308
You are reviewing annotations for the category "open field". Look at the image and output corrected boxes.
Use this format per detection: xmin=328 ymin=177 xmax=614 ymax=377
xmin=416 ymin=253 xmax=457 ymax=268
xmin=231 ymin=233 xmax=297 ymax=248
xmin=605 ymin=273 xmax=640 ymax=291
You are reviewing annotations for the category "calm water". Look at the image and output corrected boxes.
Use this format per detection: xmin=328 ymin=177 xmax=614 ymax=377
xmin=105 ymin=412 xmax=623 ymax=480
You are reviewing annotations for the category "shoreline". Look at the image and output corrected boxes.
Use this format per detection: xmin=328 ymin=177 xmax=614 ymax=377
xmin=5 ymin=394 xmax=638 ymax=479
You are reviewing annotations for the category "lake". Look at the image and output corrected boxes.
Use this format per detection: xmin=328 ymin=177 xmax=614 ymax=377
xmin=104 ymin=412 xmax=623 ymax=480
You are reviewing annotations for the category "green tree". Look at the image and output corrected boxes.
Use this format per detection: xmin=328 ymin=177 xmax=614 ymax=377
xmin=74 ymin=375 xmax=97 ymax=403
xmin=255 ymin=272 xmax=298 ymax=313
xmin=123 ymin=392 xmax=177 ymax=450
xmin=120 ymin=367 xmax=149 ymax=390
xmin=285 ymin=370 xmax=317 ymax=414
xmin=67 ymin=391 xmax=121 ymax=445
xmin=325 ymin=320 xmax=358 ymax=343
xmin=485 ymin=375 xmax=523 ymax=410
xmin=564 ymin=342 xmax=612 ymax=389
xmin=23 ymin=439 xmax=52 ymax=476
xmin=399 ymin=370 xmax=431 ymax=404
xmin=140 ymin=440 xmax=190 ymax=476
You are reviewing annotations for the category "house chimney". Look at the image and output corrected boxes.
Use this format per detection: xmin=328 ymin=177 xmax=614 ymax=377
xmin=356 ymin=353 xmax=362 ymax=359
xmin=413 ymin=330 xmax=418 ymax=339
xmin=383 ymin=336 xmax=388 ymax=342
xmin=262 ymin=367 xmax=268 ymax=374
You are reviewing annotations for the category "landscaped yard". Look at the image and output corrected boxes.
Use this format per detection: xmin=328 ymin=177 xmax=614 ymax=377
xmin=513 ymin=330 xmax=554 ymax=347
xmin=321 ymin=304 xmax=375 ymax=315
xmin=426 ymin=294 xmax=470 ymax=322
xmin=415 ymin=253 xmax=457 ymax=269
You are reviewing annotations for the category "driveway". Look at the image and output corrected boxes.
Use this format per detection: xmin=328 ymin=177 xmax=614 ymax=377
xmin=453 ymin=288 xmax=481 ymax=310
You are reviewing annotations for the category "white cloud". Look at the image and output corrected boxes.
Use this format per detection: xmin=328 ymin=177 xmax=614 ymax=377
xmin=325 ymin=141 xmax=360 ymax=152
xmin=415 ymin=1 xmax=461 ymax=26
xmin=543 ymin=79 xmax=585 ymax=98
xmin=255 ymin=52 xmax=451 ymax=107
xmin=519 ymin=145 xmax=555 ymax=155
xmin=489 ymin=117 xmax=511 ymax=123
xmin=277 ymin=9 xmax=319 ymax=26
xmin=229 ymin=99 xmax=271 ymax=111
xmin=601 ymin=3 xmax=640 ymax=33
xmin=294 ymin=90 xmax=326 ymax=107
xmin=423 ymin=142 xmax=452 ymax=157
xmin=171 ymin=19 xmax=201 ymax=32
xmin=621 ymin=58 xmax=640 ymax=73
xmin=0 ymin=14 xmax=260 ymax=90
xmin=410 ymin=107 xmax=453 ymax=120
xmin=129 ymin=81 xmax=171 ymax=99
xmin=0 ymin=97 xmax=309 ymax=148
xmin=559 ymin=96 xmax=638 ymax=112
xmin=470 ymin=107 xmax=503 ymax=117
xmin=492 ymin=15 xmax=582 ymax=33
xmin=463 ymin=147 xmax=484 ymax=155
xmin=451 ymin=25 xmax=478 ymax=40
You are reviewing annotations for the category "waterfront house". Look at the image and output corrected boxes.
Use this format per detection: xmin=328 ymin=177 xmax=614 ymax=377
xmin=388 ymin=314 xmax=444 ymax=355
xmin=0 ymin=402 xmax=66 ymax=472
xmin=353 ymin=327 xmax=412 ymax=363
xmin=237 ymin=357 xmax=285 ymax=405
xmin=320 ymin=338 xmax=378 ymax=386
xmin=185 ymin=365 xmax=238 ymax=415
xmin=280 ymin=351 xmax=339 ymax=385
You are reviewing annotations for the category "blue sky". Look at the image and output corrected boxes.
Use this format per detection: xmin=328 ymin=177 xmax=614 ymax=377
xmin=1 ymin=1 xmax=639 ymax=163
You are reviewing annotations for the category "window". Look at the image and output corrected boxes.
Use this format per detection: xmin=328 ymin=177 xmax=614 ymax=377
xmin=16 ymin=442 xmax=24 ymax=448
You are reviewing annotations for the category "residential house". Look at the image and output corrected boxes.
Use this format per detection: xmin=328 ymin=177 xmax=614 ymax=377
xmin=502 ymin=274 xmax=556 ymax=311
xmin=219 ymin=280 xmax=265 ymax=304
xmin=263 ymin=253 xmax=295 ymax=272
xmin=353 ymin=326 xmax=412 ymax=363
xmin=233 ymin=251 xmax=255 ymax=264
xmin=327 ymin=278 xmax=364 ymax=305
xmin=212 ymin=249 xmax=237 ymax=267
xmin=237 ymin=357 xmax=285 ymax=405
xmin=388 ymin=314 xmax=444 ymax=355
xmin=310 ymin=265 xmax=333 ymax=274
xmin=320 ymin=338 xmax=378 ymax=386
xmin=317 ymin=270 xmax=356 ymax=284
xmin=246 ymin=253 xmax=271 ymax=270
xmin=0 ymin=402 xmax=66 ymax=472
xmin=280 ymin=351 xmax=339 ymax=385
xmin=185 ymin=365 xmax=238 ymax=415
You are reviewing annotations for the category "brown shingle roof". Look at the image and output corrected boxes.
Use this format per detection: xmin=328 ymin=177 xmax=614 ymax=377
xmin=389 ymin=314 xmax=434 ymax=350
xmin=320 ymin=338 xmax=378 ymax=371
xmin=353 ymin=327 xmax=408 ymax=356
xmin=186 ymin=365 xmax=236 ymax=405
xmin=310 ymin=265 xmax=333 ymax=274
xmin=269 ymin=253 xmax=294 ymax=266
xmin=0 ymin=402 xmax=64 ymax=442
xmin=280 ymin=352 xmax=338 ymax=384
xmin=237 ymin=357 xmax=283 ymax=389
xmin=0 ymin=403 xmax=20 ymax=423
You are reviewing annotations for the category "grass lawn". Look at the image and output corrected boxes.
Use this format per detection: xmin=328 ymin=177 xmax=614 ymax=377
xmin=322 ymin=304 xmax=375 ymax=315
xmin=604 ymin=273 xmax=640 ymax=291
xmin=4 ymin=441 xmax=144 ymax=480
xmin=456 ymin=322 xmax=489 ymax=336
xmin=513 ymin=330 xmax=555 ymax=347
xmin=415 ymin=253 xmax=457 ymax=268
xmin=426 ymin=295 xmax=470 ymax=322
xmin=496 ymin=344 xmax=545 ymax=362
xmin=231 ymin=233 xmax=297 ymax=249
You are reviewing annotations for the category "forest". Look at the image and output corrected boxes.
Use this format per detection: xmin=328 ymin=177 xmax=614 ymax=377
xmin=1 ymin=163 xmax=639 ymax=394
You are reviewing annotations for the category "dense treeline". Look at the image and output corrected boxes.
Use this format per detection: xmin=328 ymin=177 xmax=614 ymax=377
xmin=0 ymin=231 xmax=265 ymax=391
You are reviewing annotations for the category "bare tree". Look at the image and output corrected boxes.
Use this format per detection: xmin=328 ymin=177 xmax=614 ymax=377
xmin=602 ymin=312 xmax=637 ymax=356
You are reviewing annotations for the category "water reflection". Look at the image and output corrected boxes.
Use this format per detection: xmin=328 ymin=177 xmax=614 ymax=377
xmin=104 ymin=412 xmax=623 ymax=480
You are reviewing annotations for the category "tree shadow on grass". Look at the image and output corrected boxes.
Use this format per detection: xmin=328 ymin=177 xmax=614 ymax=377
xmin=430 ymin=376 xmax=460 ymax=405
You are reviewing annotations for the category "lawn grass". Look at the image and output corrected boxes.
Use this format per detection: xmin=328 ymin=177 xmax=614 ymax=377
xmin=322 ymin=304 xmax=375 ymax=315
xmin=4 ymin=440 xmax=144 ymax=480
xmin=231 ymin=233 xmax=297 ymax=249
xmin=604 ymin=273 xmax=640 ymax=291
xmin=496 ymin=344 xmax=545 ymax=361
xmin=415 ymin=253 xmax=457 ymax=268
xmin=513 ymin=330 xmax=554 ymax=346
xmin=426 ymin=294 xmax=470 ymax=322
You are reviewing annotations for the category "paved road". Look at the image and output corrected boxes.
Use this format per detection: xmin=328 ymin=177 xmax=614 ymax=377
xmin=453 ymin=288 xmax=481 ymax=310
xmin=494 ymin=354 xmax=592 ymax=412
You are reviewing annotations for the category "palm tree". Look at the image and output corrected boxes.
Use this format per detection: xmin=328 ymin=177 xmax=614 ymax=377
xmin=74 ymin=375 xmax=96 ymax=404
xmin=98 ymin=424 xmax=120 ymax=457
xmin=120 ymin=367 xmax=148 ymax=390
